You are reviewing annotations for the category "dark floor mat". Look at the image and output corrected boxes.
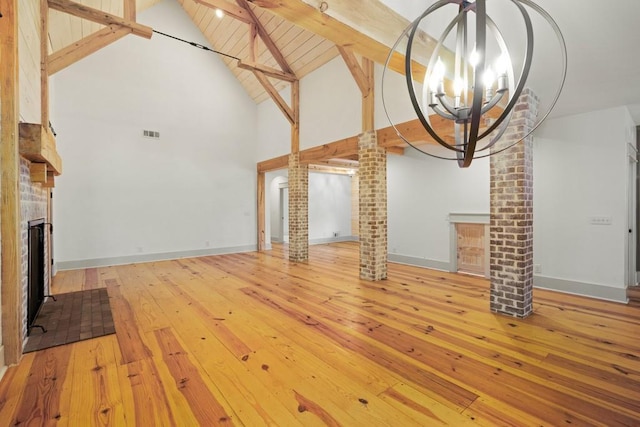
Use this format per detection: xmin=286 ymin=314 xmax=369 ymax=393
xmin=24 ymin=288 xmax=115 ymax=353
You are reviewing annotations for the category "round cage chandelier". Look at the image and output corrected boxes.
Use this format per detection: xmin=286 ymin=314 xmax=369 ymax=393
xmin=382 ymin=0 xmax=567 ymax=168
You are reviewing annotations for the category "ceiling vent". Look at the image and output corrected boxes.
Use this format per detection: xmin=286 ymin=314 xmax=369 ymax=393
xmin=143 ymin=130 xmax=160 ymax=139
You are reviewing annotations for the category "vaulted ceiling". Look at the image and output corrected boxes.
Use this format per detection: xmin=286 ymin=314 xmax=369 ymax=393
xmin=46 ymin=0 xmax=349 ymax=103
xmin=45 ymin=0 xmax=434 ymax=106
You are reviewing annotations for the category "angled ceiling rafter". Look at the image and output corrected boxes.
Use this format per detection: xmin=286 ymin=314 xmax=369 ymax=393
xmin=48 ymin=0 xmax=152 ymax=38
xmin=245 ymin=0 xmax=451 ymax=81
xmin=236 ymin=0 xmax=293 ymax=75
xmin=192 ymin=0 xmax=300 ymax=122
xmin=46 ymin=0 xmax=150 ymax=75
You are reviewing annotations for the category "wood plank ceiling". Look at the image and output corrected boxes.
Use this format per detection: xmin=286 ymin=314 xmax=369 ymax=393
xmin=46 ymin=0 xmax=340 ymax=103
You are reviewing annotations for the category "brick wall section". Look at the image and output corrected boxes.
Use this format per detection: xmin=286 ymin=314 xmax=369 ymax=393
xmin=288 ymin=152 xmax=308 ymax=262
xmin=20 ymin=158 xmax=49 ymax=341
xmin=489 ymin=89 xmax=539 ymax=318
xmin=358 ymin=131 xmax=387 ymax=280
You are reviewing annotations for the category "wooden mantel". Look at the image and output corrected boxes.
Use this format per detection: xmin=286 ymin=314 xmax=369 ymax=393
xmin=19 ymin=123 xmax=63 ymax=176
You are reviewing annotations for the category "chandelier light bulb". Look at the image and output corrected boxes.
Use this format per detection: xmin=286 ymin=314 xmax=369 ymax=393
xmin=453 ymin=78 xmax=465 ymax=97
xmin=433 ymin=57 xmax=446 ymax=81
xmin=469 ymin=48 xmax=480 ymax=69
xmin=495 ymin=53 xmax=509 ymax=76
xmin=483 ymin=67 xmax=495 ymax=88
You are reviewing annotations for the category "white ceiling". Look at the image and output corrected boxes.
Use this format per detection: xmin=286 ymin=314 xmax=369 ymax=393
xmin=379 ymin=0 xmax=640 ymax=125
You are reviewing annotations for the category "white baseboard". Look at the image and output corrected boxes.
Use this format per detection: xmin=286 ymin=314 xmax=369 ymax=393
xmin=309 ymin=235 xmax=359 ymax=245
xmin=534 ymin=275 xmax=628 ymax=304
xmin=55 ymin=244 xmax=258 ymax=271
xmin=387 ymin=253 xmax=450 ymax=272
xmin=386 ymin=254 xmax=628 ymax=304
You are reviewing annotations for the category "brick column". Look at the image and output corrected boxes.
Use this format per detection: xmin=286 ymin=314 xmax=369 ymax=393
xmin=288 ymin=152 xmax=308 ymax=262
xmin=359 ymin=131 xmax=387 ymax=280
xmin=490 ymin=89 xmax=539 ymax=318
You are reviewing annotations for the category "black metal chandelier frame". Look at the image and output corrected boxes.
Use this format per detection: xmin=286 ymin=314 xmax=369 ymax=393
xmin=382 ymin=0 xmax=567 ymax=168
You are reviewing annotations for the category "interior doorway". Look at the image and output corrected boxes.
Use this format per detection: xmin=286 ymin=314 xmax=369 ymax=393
xmin=280 ymin=186 xmax=289 ymax=243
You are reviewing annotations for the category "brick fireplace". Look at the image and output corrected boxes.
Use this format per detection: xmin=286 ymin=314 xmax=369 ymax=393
xmin=20 ymin=158 xmax=50 ymax=341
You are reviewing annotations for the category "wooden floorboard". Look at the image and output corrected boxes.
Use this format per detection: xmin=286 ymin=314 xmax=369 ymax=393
xmin=1 ymin=242 xmax=639 ymax=426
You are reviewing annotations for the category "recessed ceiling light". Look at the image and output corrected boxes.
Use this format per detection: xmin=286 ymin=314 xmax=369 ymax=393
xmin=215 ymin=8 xmax=224 ymax=19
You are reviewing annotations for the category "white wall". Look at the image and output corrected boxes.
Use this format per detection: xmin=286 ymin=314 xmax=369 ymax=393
xmin=257 ymin=87 xmax=291 ymax=161
xmin=257 ymin=55 xmax=361 ymax=159
xmin=388 ymin=149 xmax=490 ymax=269
xmin=51 ymin=0 xmax=258 ymax=268
xmin=309 ymin=173 xmax=353 ymax=241
xmin=256 ymin=54 xmax=419 ymax=160
xmin=299 ymin=57 xmax=361 ymax=150
xmin=266 ymin=171 xmax=353 ymax=244
xmin=533 ymin=106 xmax=635 ymax=300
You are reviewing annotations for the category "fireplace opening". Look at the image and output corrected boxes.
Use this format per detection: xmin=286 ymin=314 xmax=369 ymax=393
xmin=28 ymin=218 xmax=46 ymax=335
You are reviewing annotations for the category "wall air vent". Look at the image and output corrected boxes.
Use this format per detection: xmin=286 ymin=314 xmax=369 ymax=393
xmin=143 ymin=130 xmax=160 ymax=139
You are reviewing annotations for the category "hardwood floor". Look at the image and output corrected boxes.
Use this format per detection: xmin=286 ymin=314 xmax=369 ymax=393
xmin=1 ymin=242 xmax=639 ymax=426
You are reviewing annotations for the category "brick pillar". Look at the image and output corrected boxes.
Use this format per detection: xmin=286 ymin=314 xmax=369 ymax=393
xmin=288 ymin=152 xmax=308 ymax=262
xmin=490 ymin=89 xmax=539 ymax=318
xmin=359 ymin=131 xmax=387 ymax=280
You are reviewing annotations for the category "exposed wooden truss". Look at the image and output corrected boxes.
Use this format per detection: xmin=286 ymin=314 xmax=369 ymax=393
xmin=46 ymin=0 xmax=148 ymax=75
xmin=256 ymin=118 xmax=442 ymax=173
xmin=247 ymin=0 xmax=449 ymax=82
xmin=237 ymin=60 xmax=297 ymax=82
xmin=337 ymin=45 xmax=371 ymax=97
xmin=48 ymin=0 xmax=152 ymax=38
xmin=49 ymin=25 xmax=132 ymax=75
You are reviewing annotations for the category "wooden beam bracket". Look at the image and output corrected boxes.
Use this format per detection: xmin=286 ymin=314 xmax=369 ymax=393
xmin=237 ymin=0 xmax=294 ymax=75
xmin=48 ymin=25 xmax=132 ymax=75
xmin=30 ymin=163 xmax=48 ymax=183
xmin=253 ymin=71 xmax=295 ymax=125
xmin=337 ymin=45 xmax=370 ymax=96
xmin=19 ymin=123 xmax=63 ymax=175
xmin=238 ymin=60 xmax=297 ymax=82
xmin=48 ymin=0 xmax=153 ymax=39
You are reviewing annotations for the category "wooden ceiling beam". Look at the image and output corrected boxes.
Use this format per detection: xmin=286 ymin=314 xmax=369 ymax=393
xmin=308 ymin=164 xmax=355 ymax=175
xmin=249 ymin=23 xmax=258 ymax=61
xmin=48 ymin=25 xmax=132 ymax=75
xmin=317 ymin=158 xmax=359 ymax=167
xmin=238 ymin=60 xmax=297 ymax=81
xmin=194 ymin=0 xmax=253 ymax=24
xmin=123 ymin=0 xmax=136 ymax=21
xmin=257 ymin=154 xmax=288 ymax=173
xmin=386 ymin=146 xmax=405 ymax=155
xmin=247 ymin=0 xmax=449 ymax=81
xmin=253 ymin=71 xmax=295 ymax=124
xmin=48 ymin=0 xmax=153 ymax=39
xmin=377 ymin=118 xmax=433 ymax=148
xmin=336 ymin=45 xmax=369 ymax=96
xmin=299 ymin=135 xmax=359 ymax=164
xmin=237 ymin=0 xmax=294 ymax=75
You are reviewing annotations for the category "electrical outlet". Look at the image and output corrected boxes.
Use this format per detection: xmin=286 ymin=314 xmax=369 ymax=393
xmin=333 ymin=232 xmax=339 ymax=237
xmin=589 ymin=216 xmax=612 ymax=225
xmin=205 ymin=241 xmax=210 ymax=247
xmin=534 ymin=264 xmax=542 ymax=274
